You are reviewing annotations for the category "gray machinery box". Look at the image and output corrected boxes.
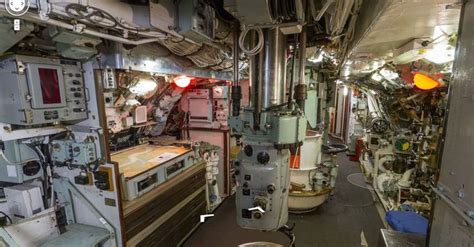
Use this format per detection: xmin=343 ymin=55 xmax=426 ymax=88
xmin=0 ymin=55 xmax=88 ymax=126
xmin=0 ymin=140 xmax=43 ymax=183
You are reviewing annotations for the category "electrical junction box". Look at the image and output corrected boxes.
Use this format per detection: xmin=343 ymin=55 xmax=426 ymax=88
xmin=51 ymin=140 xmax=74 ymax=163
xmin=49 ymin=27 xmax=102 ymax=60
xmin=72 ymin=142 xmax=97 ymax=165
xmin=134 ymin=106 xmax=148 ymax=124
xmin=122 ymin=116 xmax=134 ymax=128
xmin=0 ymin=141 xmax=43 ymax=184
xmin=103 ymin=67 xmax=117 ymax=90
xmin=187 ymin=87 xmax=230 ymax=128
xmin=51 ymin=140 xmax=97 ymax=165
xmin=224 ymin=0 xmax=275 ymax=26
xmin=4 ymin=184 xmax=44 ymax=221
xmin=0 ymin=18 xmax=34 ymax=54
xmin=212 ymin=86 xmax=229 ymax=99
xmin=0 ymin=55 xmax=88 ymax=126
xmin=188 ymin=89 xmax=212 ymax=125
xmin=177 ymin=0 xmax=215 ymax=43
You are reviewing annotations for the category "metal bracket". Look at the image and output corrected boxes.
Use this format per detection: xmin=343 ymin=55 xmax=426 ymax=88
xmin=53 ymin=178 xmax=117 ymax=246
xmin=16 ymin=60 xmax=25 ymax=75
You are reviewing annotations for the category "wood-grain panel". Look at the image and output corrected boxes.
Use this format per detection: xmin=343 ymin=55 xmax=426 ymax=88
xmin=136 ymin=190 xmax=206 ymax=247
xmin=124 ymin=165 xmax=205 ymax=239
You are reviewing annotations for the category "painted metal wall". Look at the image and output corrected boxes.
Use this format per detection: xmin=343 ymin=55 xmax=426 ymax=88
xmin=430 ymin=1 xmax=474 ymax=246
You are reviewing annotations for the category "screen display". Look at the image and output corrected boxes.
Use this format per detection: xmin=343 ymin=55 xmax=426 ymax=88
xmin=38 ymin=68 xmax=62 ymax=104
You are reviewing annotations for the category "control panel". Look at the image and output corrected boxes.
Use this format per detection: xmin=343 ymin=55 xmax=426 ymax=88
xmin=103 ymin=67 xmax=117 ymax=89
xmin=187 ymin=86 xmax=229 ymax=128
xmin=51 ymin=139 xmax=97 ymax=166
xmin=0 ymin=55 xmax=87 ymax=126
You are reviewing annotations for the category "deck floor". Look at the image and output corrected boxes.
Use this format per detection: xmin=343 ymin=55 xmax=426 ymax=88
xmin=183 ymin=151 xmax=384 ymax=247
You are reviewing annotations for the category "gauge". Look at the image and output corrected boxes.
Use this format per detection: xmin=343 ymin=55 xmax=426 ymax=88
xmin=5 ymin=0 xmax=30 ymax=17
xmin=371 ymin=118 xmax=390 ymax=134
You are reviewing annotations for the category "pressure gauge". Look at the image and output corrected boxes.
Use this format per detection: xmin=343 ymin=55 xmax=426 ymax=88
xmin=5 ymin=0 xmax=30 ymax=17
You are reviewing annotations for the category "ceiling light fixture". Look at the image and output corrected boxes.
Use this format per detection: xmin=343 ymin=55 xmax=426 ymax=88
xmin=173 ymin=75 xmax=192 ymax=88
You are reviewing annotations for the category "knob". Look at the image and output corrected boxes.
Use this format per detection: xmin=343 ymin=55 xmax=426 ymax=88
xmin=257 ymin=152 xmax=270 ymax=164
xmin=74 ymin=92 xmax=82 ymax=98
xmin=72 ymin=80 xmax=81 ymax=85
xmin=267 ymin=184 xmax=275 ymax=194
xmin=244 ymin=145 xmax=253 ymax=157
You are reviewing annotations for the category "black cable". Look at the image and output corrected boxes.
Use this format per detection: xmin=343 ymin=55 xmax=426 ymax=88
xmin=0 ymin=211 xmax=12 ymax=224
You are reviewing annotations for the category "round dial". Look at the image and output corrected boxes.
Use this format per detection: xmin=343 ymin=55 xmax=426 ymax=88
xmin=5 ymin=0 xmax=29 ymax=16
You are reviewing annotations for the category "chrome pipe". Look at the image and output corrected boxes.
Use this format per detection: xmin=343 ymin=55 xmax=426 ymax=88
xmin=261 ymin=28 xmax=287 ymax=108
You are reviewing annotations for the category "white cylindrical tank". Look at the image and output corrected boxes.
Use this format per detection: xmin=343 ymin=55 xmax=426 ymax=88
xmin=289 ymin=131 xmax=331 ymax=212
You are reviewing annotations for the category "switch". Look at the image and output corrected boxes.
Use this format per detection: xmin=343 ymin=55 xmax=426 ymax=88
xmin=94 ymin=171 xmax=110 ymax=191
xmin=72 ymin=80 xmax=81 ymax=85
xmin=74 ymin=174 xmax=90 ymax=185
xmin=242 ymin=209 xmax=252 ymax=219
xmin=73 ymin=108 xmax=85 ymax=112
xmin=73 ymin=92 xmax=82 ymax=98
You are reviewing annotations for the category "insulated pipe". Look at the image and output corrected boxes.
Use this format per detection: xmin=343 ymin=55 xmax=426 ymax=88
xmin=232 ymin=23 xmax=242 ymax=117
xmin=254 ymin=44 xmax=264 ymax=129
xmin=288 ymin=34 xmax=299 ymax=109
xmin=295 ymin=29 xmax=308 ymax=110
xmin=298 ymin=30 xmax=307 ymax=85
xmin=261 ymin=28 xmax=287 ymax=108
xmin=249 ymin=30 xmax=258 ymax=109
xmin=249 ymin=30 xmax=261 ymax=128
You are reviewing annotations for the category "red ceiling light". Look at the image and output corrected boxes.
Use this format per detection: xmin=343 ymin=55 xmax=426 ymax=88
xmin=173 ymin=75 xmax=192 ymax=88
xmin=413 ymin=72 xmax=442 ymax=91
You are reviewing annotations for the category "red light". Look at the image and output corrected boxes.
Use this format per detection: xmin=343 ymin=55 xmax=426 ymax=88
xmin=413 ymin=72 xmax=441 ymax=90
xmin=173 ymin=75 xmax=192 ymax=88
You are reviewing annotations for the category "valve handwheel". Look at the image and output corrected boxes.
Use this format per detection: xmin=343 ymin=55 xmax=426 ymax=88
xmin=371 ymin=118 xmax=390 ymax=134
